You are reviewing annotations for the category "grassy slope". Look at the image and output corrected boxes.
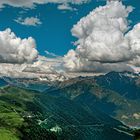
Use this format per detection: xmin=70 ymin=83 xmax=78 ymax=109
xmin=0 ymin=86 xmax=35 ymax=140
xmin=0 ymin=86 xmax=55 ymax=140
xmin=0 ymin=86 xmax=134 ymax=140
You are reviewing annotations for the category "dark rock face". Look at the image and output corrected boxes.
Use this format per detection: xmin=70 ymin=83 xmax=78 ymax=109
xmin=47 ymin=71 xmax=140 ymax=126
xmin=95 ymin=71 xmax=140 ymax=99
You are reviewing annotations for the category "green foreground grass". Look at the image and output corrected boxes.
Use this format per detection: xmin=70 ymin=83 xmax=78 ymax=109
xmin=0 ymin=128 xmax=19 ymax=140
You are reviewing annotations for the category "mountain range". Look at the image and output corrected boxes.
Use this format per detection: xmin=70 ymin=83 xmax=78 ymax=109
xmin=0 ymin=71 xmax=140 ymax=140
xmin=46 ymin=71 xmax=140 ymax=127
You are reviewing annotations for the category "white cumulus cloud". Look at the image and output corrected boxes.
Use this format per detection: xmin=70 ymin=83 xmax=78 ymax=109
xmin=15 ymin=17 xmax=42 ymax=26
xmin=63 ymin=1 xmax=140 ymax=73
xmin=0 ymin=28 xmax=38 ymax=63
xmin=57 ymin=3 xmax=73 ymax=11
xmin=0 ymin=0 xmax=90 ymax=10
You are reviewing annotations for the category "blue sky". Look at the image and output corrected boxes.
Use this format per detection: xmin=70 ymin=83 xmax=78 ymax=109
xmin=0 ymin=0 xmax=140 ymax=56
